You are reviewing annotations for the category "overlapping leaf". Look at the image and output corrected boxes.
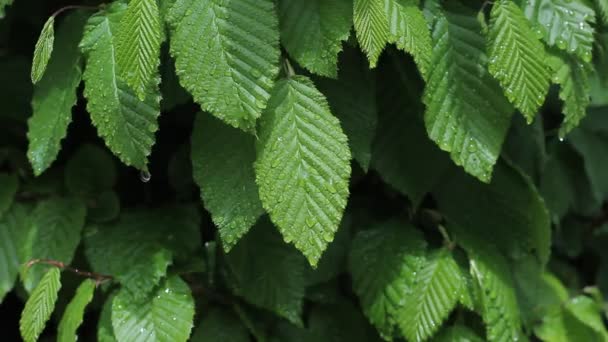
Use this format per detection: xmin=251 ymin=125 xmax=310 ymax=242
xmin=22 ymin=197 xmax=87 ymax=292
xmin=57 ymin=279 xmax=96 ymax=342
xmin=434 ymin=161 xmax=551 ymax=267
xmin=315 ymin=47 xmax=377 ymax=171
xmin=354 ymin=0 xmax=431 ymax=74
xmin=0 ymin=173 xmax=17 ymax=217
xmin=191 ymin=113 xmax=263 ymax=251
xmin=349 ymin=221 xmax=426 ymax=339
xmin=112 ymin=276 xmax=195 ymax=342
xmin=279 ymin=0 xmax=352 ymax=77
xmin=115 ymin=0 xmax=162 ymax=100
xmin=399 ymin=251 xmax=464 ymax=342
xmin=190 ymin=308 xmax=250 ymax=342
xmin=255 ymin=76 xmax=351 ymax=266
xmin=547 ymin=52 xmax=591 ymax=138
xmin=423 ymin=1 xmax=513 ymax=182
xmin=520 ymin=0 xmax=596 ymax=62
xmin=80 ymin=2 xmax=160 ymax=170
xmin=28 ymin=12 xmax=88 ymax=176
xmin=488 ymin=0 xmax=551 ymax=121
xmin=0 ymin=204 xmax=30 ymax=302
xmin=20 ymin=268 xmax=62 ymax=342
xmin=225 ymin=219 xmax=308 ymax=325
xmin=452 ymin=227 xmax=525 ymax=342
xmin=167 ymin=0 xmax=280 ymax=131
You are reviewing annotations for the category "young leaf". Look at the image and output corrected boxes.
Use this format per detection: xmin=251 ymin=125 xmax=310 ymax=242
xmin=349 ymin=221 xmax=426 ymax=339
xmin=112 ymin=276 xmax=195 ymax=342
xmin=0 ymin=204 xmax=30 ymax=302
xmin=487 ymin=0 xmax=551 ymax=121
xmin=547 ymin=53 xmax=591 ymax=138
xmin=27 ymin=12 xmax=88 ymax=176
xmin=191 ymin=113 xmax=264 ymax=251
xmin=315 ymin=47 xmax=378 ymax=172
xmin=80 ymin=2 xmax=160 ymax=171
xmin=399 ymin=250 xmax=464 ymax=342
xmin=279 ymin=0 xmax=352 ymax=78
xmin=423 ymin=1 xmax=513 ymax=182
xmin=20 ymin=267 xmax=62 ymax=342
xmin=115 ymin=0 xmax=162 ymax=99
xmin=597 ymin=0 xmax=608 ymax=21
xmin=255 ymin=76 xmax=351 ymax=266
xmin=225 ymin=219 xmax=308 ymax=325
xmin=57 ymin=279 xmax=96 ymax=342
xmin=31 ymin=16 xmax=55 ymax=84
xmin=22 ymin=197 xmax=87 ymax=292
xmin=190 ymin=308 xmax=250 ymax=342
xmin=167 ymin=0 xmax=280 ymax=132
xmin=0 ymin=173 xmax=18 ymax=217
xmin=354 ymin=0 xmax=431 ymax=74
xmin=521 ymin=0 xmax=596 ymax=62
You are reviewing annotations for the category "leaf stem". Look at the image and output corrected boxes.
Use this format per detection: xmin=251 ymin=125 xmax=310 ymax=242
xmin=437 ymin=225 xmax=456 ymax=250
xmin=50 ymin=4 xmax=99 ymax=19
xmin=283 ymin=58 xmax=295 ymax=78
xmin=26 ymin=258 xmax=113 ymax=286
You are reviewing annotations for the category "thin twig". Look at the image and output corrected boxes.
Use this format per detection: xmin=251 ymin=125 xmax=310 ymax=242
xmin=51 ymin=4 xmax=99 ymax=19
xmin=26 ymin=259 xmax=113 ymax=286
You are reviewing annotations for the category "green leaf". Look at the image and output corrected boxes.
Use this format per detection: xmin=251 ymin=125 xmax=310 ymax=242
xmin=167 ymin=0 xmax=280 ymax=132
xmin=349 ymin=221 xmax=426 ymax=339
xmin=190 ymin=308 xmax=250 ymax=342
xmin=279 ymin=0 xmax=352 ymax=77
xmin=424 ymin=1 xmax=513 ymax=182
xmin=521 ymin=0 xmax=596 ymax=62
xmin=452 ymin=226 xmax=525 ymax=342
xmin=225 ymin=218 xmax=308 ymax=325
xmin=432 ymin=325 xmax=485 ymax=342
xmin=0 ymin=172 xmax=18 ymax=217
xmin=354 ymin=0 xmax=431 ymax=73
xmin=31 ymin=16 xmax=55 ymax=84
xmin=112 ymin=275 xmax=195 ymax=342
xmin=354 ymin=0 xmax=388 ymax=67
xmin=565 ymin=296 xmax=608 ymax=338
xmin=307 ymin=301 xmax=382 ymax=342
xmin=80 ymin=2 xmax=161 ymax=171
xmin=535 ymin=295 xmax=608 ymax=341
xmin=65 ymin=144 xmax=117 ymax=197
xmin=27 ymin=12 xmax=87 ymax=176
xmin=57 ymin=279 xmax=96 ymax=342
xmin=20 ymin=267 xmax=62 ymax=342
xmin=546 ymin=53 xmax=591 ymax=138
xmin=372 ymin=52 xmax=450 ymax=204
xmin=568 ymin=126 xmax=608 ymax=202
xmin=399 ymin=250 xmax=464 ymax=342
xmin=0 ymin=204 xmax=30 ymax=302
xmin=255 ymin=76 xmax=351 ymax=266
xmin=98 ymin=294 xmax=117 ymax=342
xmin=0 ymin=0 xmax=13 ymax=18
xmin=315 ymin=46 xmax=377 ymax=171
xmin=115 ymin=0 xmax=162 ymax=100
xmin=85 ymin=207 xmax=200 ymax=297
xmin=191 ymin=112 xmax=264 ymax=251
xmin=597 ymin=0 xmax=608 ymax=22
xmin=488 ymin=0 xmax=551 ymax=121
xmin=434 ymin=161 xmax=551 ymax=267
xmin=23 ymin=197 xmax=87 ymax=292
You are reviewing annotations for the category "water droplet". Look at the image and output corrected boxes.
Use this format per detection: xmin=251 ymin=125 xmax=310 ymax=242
xmin=140 ymin=171 xmax=151 ymax=183
xmin=559 ymin=137 xmax=564 ymax=142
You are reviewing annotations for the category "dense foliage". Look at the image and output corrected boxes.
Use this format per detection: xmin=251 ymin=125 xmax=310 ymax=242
xmin=1 ymin=0 xmax=608 ymax=341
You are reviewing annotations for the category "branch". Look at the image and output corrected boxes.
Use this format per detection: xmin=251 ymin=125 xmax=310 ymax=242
xmin=25 ymin=259 xmax=114 ymax=286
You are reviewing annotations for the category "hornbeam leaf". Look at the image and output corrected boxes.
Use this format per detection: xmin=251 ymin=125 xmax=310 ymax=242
xmin=255 ymin=76 xmax=351 ymax=265
xmin=167 ymin=0 xmax=280 ymax=132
